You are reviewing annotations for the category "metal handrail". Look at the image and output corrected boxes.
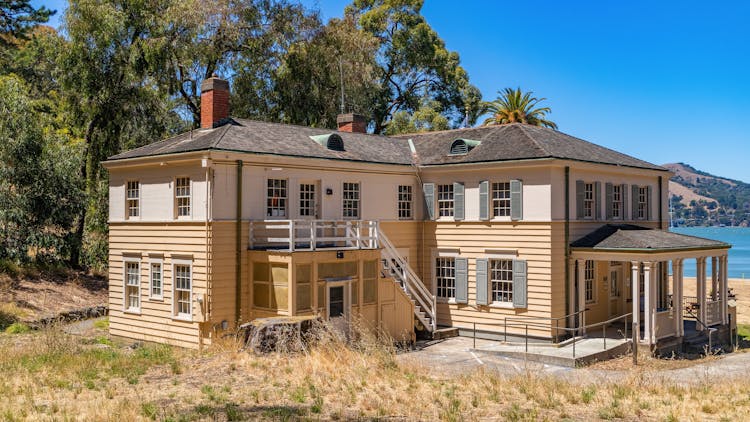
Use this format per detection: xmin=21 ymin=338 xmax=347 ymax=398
xmin=686 ymin=307 xmax=718 ymax=352
xmin=505 ymin=308 xmax=587 ymax=343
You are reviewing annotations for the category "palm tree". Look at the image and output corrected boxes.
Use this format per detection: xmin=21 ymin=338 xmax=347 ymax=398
xmin=482 ymin=87 xmax=557 ymax=129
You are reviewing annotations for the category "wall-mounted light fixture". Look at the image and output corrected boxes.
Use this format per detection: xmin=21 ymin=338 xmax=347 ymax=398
xmin=326 ymin=188 xmax=333 ymax=195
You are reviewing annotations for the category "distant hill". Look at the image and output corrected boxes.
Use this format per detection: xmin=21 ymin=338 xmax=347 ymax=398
xmin=664 ymin=163 xmax=750 ymax=227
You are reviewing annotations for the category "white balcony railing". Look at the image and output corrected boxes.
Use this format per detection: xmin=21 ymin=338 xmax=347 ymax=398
xmin=249 ymin=220 xmax=379 ymax=252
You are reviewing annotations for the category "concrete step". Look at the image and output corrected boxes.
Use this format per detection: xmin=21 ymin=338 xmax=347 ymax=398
xmin=432 ymin=327 xmax=459 ymax=340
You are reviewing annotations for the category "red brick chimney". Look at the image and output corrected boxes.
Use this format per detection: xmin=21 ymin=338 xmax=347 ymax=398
xmin=200 ymin=74 xmax=230 ymax=129
xmin=336 ymin=113 xmax=367 ymax=133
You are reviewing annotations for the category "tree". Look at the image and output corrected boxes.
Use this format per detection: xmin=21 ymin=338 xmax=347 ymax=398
xmin=0 ymin=75 xmax=84 ymax=263
xmin=346 ymin=0 xmax=480 ymax=133
xmin=386 ymin=100 xmax=449 ymax=135
xmin=482 ymin=87 xmax=557 ymax=129
xmin=0 ymin=0 xmax=54 ymax=48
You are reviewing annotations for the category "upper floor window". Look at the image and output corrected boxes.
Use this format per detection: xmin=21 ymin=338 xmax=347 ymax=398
xmin=637 ymin=186 xmax=648 ymax=220
xmin=126 ymin=181 xmax=140 ymax=218
xmin=435 ymin=257 xmax=455 ymax=299
xmin=492 ymin=182 xmax=511 ymax=217
xmin=124 ymin=260 xmax=140 ymax=312
xmin=437 ymin=184 xmax=454 ymax=217
xmin=398 ymin=185 xmax=412 ymax=220
xmin=490 ymin=259 xmax=513 ymax=303
xmin=583 ymin=183 xmax=594 ymax=219
xmin=267 ymin=179 xmax=287 ymax=217
xmin=299 ymin=183 xmax=316 ymax=217
xmin=342 ymin=182 xmax=360 ymax=219
xmin=174 ymin=263 xmax=192 ymax=318
xmin=612 ymin=184 xmax=622 ymax=219
xmin=584 ymin=260 xmax=595 ymax=303
xmin=175 ymin=177 xmax=191 ymax=217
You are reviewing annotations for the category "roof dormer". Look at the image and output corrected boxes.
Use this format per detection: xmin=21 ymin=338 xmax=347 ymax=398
xmin=449 ymin=138 xmax=481 ymax=155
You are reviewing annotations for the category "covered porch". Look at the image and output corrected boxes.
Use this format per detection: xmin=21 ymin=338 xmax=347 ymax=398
xmin=570 ymin=225 xmax=732 ymax=348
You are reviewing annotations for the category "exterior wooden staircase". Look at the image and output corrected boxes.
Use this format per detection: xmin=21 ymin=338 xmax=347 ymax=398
xmin=377 ymin=228 xmax=437 ymax=333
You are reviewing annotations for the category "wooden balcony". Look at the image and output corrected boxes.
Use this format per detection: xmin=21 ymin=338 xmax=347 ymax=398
xmin=248 ymin=220 xmax=379 ymax=252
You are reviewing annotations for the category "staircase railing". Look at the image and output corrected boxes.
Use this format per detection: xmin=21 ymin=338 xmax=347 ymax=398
xmin=377 ymin=227 xmax=437 ymax=332
xmin=685 ymin=307 xmax=718 ymax=352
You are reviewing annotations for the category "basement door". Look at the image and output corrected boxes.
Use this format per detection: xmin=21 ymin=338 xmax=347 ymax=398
xmin=327 ymin=281 xmax=351 ymax=335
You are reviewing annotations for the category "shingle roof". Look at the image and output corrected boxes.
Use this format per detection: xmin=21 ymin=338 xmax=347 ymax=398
xmin=570 ymin=224 xmax=730 ymax=251
xmin=107 ymin=119 xmax=666 ymax=172
xmin=397 ymin=123 xmax=666 ymax=170
xmin=107 ymin=118 xmax=414 ymax=165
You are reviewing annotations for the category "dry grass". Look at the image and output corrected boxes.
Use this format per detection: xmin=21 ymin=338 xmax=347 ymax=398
xmin=1 ymin=323 xmax=750 ymax=420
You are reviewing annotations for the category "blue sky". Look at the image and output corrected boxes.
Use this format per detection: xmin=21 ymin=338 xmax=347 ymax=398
xmin=34 ymin=1 xmax=750 ymax=181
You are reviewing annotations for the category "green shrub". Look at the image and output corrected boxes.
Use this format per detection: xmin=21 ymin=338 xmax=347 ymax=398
xmin=4 ymin=322 xmax=30 ymax=334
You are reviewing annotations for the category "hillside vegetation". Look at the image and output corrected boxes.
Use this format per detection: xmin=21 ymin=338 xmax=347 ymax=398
xmin=665 ymin=163 xmax=750 ymax=226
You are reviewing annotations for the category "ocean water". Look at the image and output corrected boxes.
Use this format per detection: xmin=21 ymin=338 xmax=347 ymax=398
xmin=670 ymin=227 xmax=750 ymax=279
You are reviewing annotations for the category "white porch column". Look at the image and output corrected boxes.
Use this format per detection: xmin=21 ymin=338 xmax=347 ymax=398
xmin=631 ymin=261 xmax=640 ymax=341
xmin=721 ymin=255 xmax=729 ymax=325
xmin=643 ymin=262 xmax=655 ymax=344
xmin=711 ymin=256 xmax=718 ymax=300
xmin=577 ymin=259 xmax=586 ymax=335
xmin=674 ymin=259 xmax=684 ymax=337
xmin=697 ymin=257 xmax=707 ymax=330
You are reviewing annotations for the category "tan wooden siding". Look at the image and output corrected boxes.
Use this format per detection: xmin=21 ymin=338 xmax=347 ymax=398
xmin=208 ymin=221 xmax=250 ymax=331
xmin=421 ymin=221 xmax=557 ymax=338
xmin=109 ymin=222 xmax=208 ymax=349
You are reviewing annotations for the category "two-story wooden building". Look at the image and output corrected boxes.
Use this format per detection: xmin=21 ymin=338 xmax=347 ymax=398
xmin=103 ymin=76 xmax=732 ymax=351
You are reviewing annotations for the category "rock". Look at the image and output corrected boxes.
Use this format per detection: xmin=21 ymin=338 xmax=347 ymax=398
xmin=240 ymin=316 xmax=321 ymax=354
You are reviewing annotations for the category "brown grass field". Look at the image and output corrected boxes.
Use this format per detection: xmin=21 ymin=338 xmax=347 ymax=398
xmin=1 ymin=319 xmax=750 ymax=421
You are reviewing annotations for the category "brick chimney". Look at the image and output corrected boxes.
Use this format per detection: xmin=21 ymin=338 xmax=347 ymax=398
xmin=200 ymin=74 xmax=230 ymax=129
xmin=336 ymin=113 xmax=367 ymax=133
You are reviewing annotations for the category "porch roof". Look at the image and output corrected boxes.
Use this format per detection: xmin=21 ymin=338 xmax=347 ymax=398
xmin=570 ymin=224 xmax=731 ymax=253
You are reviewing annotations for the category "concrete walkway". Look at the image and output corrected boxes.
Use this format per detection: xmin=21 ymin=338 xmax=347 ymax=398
xmin=398 ymin=336 xmax=750 ymax=385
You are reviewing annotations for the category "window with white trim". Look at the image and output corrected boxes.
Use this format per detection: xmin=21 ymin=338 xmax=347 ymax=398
xmin=342 ymin=182 xmax=360 ymax=219
xmin=174 ymin=263 xmax=192 ymax=318
xmin=490 ymin=259 xmax=513 ymax=303
xmin=637 ymin=186 xmax=648 ymax=220
xmin=585 ymin=260 xmax=595 ymax=303
xmin=398 ymin=185 xmax=412 ymax=219
xmin=583 ymin=183 xmax=594 ymax=219
xmin=150 ymin=261 xmax=163 ymax=299
xmin=492 ymin=182 xmax=511 ymax=217
xmin=267 ymin=179 xmax=287 ymax=217
xmin=124 ymin=260 xmax=140 ymax=312
xmin=126 ymin=181 xmax=140 ymax=218
xmin=437 ymin=184 xmax=454 ymax=217
xmin=612 ymin=184 xmax=622 ymax=219
xmin=299 ymin=183 xmax=316 ymax=217
xmin=435 ymin=257 xmax=455 ymax=299
xmin=175 ymin=177 xmax=191 ymax=217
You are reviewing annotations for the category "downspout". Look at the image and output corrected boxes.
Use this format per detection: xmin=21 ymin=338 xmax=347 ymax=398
xmin=235 ymin=160 xmax=243 ymax=325
xmin=204 ymin=160 xmax=211 ymax=345
xmin=658 ymin=175 xmax=664 ymax=230
xmin=564 ymin=166 xmax=570 ymax=332
xmin=407 ymin=139 xmax=426 ymax=289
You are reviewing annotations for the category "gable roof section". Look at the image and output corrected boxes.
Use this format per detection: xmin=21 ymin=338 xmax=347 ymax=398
xmin=107 ymin=118 xmax=413 ymax=165
xmin=398 ymin=123 xmax=666 ymax=170
xmin=570 ymin=224 xmax=730 ymax=251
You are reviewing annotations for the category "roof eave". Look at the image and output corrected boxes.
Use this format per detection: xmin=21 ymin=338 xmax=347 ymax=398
xmin=571 ymin=244 xmax=731 ymax=254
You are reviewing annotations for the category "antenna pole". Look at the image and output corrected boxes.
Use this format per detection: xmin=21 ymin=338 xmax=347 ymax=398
xmin=339 ymin=58 xmax=345 ymax=114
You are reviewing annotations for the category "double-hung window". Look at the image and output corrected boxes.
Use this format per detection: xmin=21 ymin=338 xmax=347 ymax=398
xmin=637 ymin=186 xmax=648 ymax=220
xmin=175 ymin=177 xmax=191 ymax=217
xmin=583 ymin=183 xmax=594 ymax=219
xmin=150 ymin=261 xmax=163 ymax=299
xmin=267 ymin=179 xmax=287 ymax=217
xmin=124 ymin=259 xmax=140 ymax=312
xmin=126 ymin=181 xmax=140 ymax=218
xmin=437 ymin=184 xmax=454 ymax=217
xmin=435 ymin=257 xmax=456 ymax=299
xmin=612 ymin=184 xmax=622 ymax=219
xmin=342 ymin=182 xmax=360 ymax=219
xmin=492 ymin=182 xmax=511 ymax=217
xmin=490 ymin=259 xmax=514 ymax=303
xmin=398 ymin=185 xmax=412 ymax=220
xmin=584 ymin=260 xmax=595 ymax=303
xmin=174 ymin=263 xmax=192 ymax=318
